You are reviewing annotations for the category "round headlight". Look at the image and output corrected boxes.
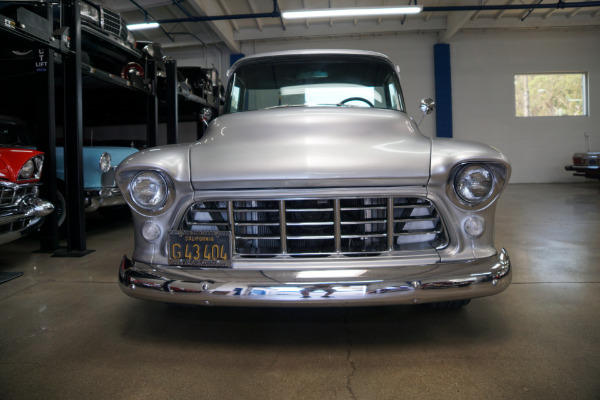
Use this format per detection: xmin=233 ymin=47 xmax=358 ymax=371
xmin=99 ymin=152 xmax=112 ymax=172
xmin=455 ymin=164 xmax=494 ymax=205
xmin=130 ymin=171 xmax=168 ymax=211
xmin=18 ymin=159 xmax=35 ymax=180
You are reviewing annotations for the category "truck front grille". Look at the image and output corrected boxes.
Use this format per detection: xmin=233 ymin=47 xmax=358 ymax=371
xmin=180 ymin=196 xmax=448 ymax=258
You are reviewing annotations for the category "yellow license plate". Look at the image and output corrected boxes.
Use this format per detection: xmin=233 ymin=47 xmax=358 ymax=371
xmin=168 ymin=230 xmax=232 ymax=267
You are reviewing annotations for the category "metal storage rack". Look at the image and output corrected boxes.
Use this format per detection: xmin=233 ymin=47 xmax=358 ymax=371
xmin=0 ymin=0 xmax=197 ymax=255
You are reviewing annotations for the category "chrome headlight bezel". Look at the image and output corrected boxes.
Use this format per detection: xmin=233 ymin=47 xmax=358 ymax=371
xmin=18 ymin=155 xmax=44 ymax=181
xmin=447 ymin=162 xmax=508 ymax=210
xmin=126 ymin=170 xmax=175 ymax=215
xmin=455 ymin=164 xmax=494 ymax=204
xmin=99 ymin=152 xmax=112 ymax=173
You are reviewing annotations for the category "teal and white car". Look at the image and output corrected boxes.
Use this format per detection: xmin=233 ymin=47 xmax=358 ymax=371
xmin=54 ymin=146 xmax=138 ymax=226
xmin=1 ymin=116 xmax=139 ymax=229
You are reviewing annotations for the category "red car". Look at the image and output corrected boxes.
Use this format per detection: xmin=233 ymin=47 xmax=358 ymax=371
xmin=0 ymin=147 xmax=54 ymax=245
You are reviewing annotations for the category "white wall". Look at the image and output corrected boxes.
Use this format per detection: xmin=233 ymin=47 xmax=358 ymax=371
xmin=451 ymin=29 xmax=600 ymax=183
xmin=168 ymin=28 xmax=600 ymax=183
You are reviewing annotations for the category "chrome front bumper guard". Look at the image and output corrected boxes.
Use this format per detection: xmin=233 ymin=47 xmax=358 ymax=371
xmin=0 ymin=197 xmax=54 ymax=245
xmin=119 ymin=248 xmax=511 ymax=307
xmin=84 ymin=187 xmax=126 ymax=212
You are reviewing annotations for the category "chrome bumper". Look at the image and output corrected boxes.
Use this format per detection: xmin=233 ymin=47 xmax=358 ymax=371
xmin=0 ymin=197 xmax=54 ymax=245
xmin=119 ymin=248 xmax=511 ymax=307
xmin=84 ymin=187 xmax=126 ymax=212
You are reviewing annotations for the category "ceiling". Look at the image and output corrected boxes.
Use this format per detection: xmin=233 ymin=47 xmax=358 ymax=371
xmin=101 ymin=0 xmax=600 ymax=53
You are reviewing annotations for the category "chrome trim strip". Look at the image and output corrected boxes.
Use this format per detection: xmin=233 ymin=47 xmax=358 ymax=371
xmin=387 ymin=198 xmax=394 ymax=251
xmin=334 ymin=199 xmax=341 ymax=253
xmin=279 ymin=200 xmax=287 ymax=254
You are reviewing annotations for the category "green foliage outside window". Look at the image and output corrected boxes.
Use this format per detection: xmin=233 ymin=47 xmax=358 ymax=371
xmin=514 ymin=73 xmax=587 ymax=117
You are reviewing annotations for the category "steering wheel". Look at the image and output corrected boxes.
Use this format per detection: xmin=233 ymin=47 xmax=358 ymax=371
xmin=339 ymin=97 xmax=375 ymax=107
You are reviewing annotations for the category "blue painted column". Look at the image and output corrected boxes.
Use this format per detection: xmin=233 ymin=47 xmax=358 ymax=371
xmin=434 ymin=44 xmax=453 ymax=138
xmin=230 ymin=53 xmax=245 ymax=66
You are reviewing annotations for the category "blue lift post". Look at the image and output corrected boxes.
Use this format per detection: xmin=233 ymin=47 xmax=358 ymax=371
xmin=434 ymin=43 xmax=453 ymax=138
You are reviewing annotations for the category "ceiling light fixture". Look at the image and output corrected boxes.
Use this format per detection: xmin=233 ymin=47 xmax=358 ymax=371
xmin=282 ymin=6 xmax=423 ymax=20
xmin=127 ymin=22 xmax=160 ymax=31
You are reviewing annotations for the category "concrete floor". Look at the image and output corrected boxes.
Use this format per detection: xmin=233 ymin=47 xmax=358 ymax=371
xmin=0 ymin=183 xmax=599 ymax=400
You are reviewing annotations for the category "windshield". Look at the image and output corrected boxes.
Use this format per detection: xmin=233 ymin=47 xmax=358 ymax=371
xmin=0 ymin=122 xmax=31 ymax=147
xmin=224 ymin=55 xmax=405 ymax=114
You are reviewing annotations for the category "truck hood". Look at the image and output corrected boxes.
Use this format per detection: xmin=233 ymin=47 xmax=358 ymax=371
xmin=190 ymin=107 xmax=431 ymax=190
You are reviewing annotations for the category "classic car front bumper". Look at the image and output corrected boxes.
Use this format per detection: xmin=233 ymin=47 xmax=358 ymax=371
xmin=565 ymin=164 xmax=600 ymax=178
xmin=0 ymin=197 xmax=54 ymax=245
xmin=84 ymin=168 xmax=127 ymax=211
xmin=119 ymin=248 xmax=511 ymax=307
xmin=84 ymin=187 xmax=126 ymax=212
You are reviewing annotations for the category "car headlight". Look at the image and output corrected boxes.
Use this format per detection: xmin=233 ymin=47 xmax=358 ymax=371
xmin=18 ymin=159 xmax=35 ymax=180
xmin=99 ymin=152 xmax=111 ymax=172
xmin=129 ymin=171 xmax=168 ymax=211
xmin=18 ymin=155 xmax=44 ymax=180
xmin=80 ymin=2 xmax=100 ymax=24
xmin=454 ymin=164 xmax=494 ymax=205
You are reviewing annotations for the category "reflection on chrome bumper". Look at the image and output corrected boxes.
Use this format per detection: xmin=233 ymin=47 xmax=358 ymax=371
xmin=84 ymin=188 xmax=126 ymax=212
xmin=0 ymin=197 xmax=54 ymax=245
xmin=119 ymin=248 xmax=512 ymax=307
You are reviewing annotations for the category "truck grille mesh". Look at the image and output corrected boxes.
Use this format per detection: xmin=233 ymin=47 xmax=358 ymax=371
xmin=180 ymin=196 xmax=448 ymax=258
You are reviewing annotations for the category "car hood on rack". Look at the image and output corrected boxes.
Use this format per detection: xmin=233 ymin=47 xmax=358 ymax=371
xmin=190 ymin=107 xmax=431 ymax=190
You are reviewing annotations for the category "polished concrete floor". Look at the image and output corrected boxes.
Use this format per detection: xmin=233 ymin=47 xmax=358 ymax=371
xmin=1 ymin=183 xmax=599 ymax=400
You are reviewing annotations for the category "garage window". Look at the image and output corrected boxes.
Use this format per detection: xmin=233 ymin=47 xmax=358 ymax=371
xmin=514 ymin=73 xmax=587 ymax=117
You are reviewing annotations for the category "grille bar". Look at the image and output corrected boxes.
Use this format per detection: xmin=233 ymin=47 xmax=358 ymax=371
xmin=180 ymin=196 xmax=448 ymax=258
xmin=0 ymin=184 xmax=37 ymax=209
xmin=102 ymin=8 xmax=127 ymax=41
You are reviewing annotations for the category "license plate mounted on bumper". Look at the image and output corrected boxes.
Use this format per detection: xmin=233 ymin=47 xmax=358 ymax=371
xmin=168 ymin=230 xmax=232 ymax=267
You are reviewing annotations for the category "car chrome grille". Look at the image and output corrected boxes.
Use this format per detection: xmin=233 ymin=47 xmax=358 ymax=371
xmin=180 ymin=196 xmax=448 ymax=258
xmin=102 ymin=8 xmax=127 ymax=41
xmin=0 ymin=183 xmax=37 ymax=208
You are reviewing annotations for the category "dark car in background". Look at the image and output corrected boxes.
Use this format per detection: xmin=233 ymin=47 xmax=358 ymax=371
xmin=565 ymin=152 xmax=600 ymax=180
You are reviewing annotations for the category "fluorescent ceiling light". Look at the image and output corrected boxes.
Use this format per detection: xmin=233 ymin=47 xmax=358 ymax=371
xmin=282 ymin=6 xmax=423 ymax=20
xmin=127 ymin=22 xmax=160 ymax=31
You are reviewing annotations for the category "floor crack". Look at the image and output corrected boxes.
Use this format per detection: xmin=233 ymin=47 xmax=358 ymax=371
xmin=344 ymin=311 xmax=358 ymax=400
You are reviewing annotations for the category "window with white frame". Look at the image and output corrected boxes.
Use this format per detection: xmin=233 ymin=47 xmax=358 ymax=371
xmin=514 ymin=73 xmax=587 ymax=117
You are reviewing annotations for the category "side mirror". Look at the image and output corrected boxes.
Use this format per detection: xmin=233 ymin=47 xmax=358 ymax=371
xmin=420 ymin=98 xmax=435 ymax=115
xmin=417 ymin=98 xmax=435 ymax=126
